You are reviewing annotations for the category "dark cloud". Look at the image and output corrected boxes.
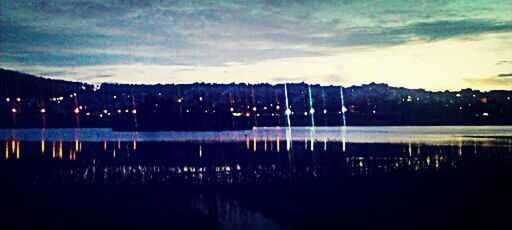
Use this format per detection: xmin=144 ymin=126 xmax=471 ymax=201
xmin=496 ymin=60 xmax=512 ymax=65
xmin=1 ymin=0 xmax=511 ymax=68
xmin=465 ymin=76 xmax=512 ymax=87
xmin=497 ymin=73 xmax=512 ymax=77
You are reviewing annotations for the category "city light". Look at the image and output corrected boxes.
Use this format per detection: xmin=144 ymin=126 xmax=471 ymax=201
xmin=16 ymin=98 xmax=21 ymax=102
xmin=285 ymin=108 xmax=292 ymax=116
xmin=40 ymin=108 xmax=46 ymax=113
xmin=73 ymin=108 xmax=80 ymax=114
xmin=11 ymin=108 xmax=17 ymax=113
xmin=5 ymin=98 xmax=10 ymax=102
xmin=132 ymin=109 xmax=137 ymax=114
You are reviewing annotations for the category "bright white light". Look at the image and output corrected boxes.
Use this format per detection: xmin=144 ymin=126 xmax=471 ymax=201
xmin=285 ymin=108 xmax=292 ymax=116
xmin=309 ymin=108 xmax=315 ymax=114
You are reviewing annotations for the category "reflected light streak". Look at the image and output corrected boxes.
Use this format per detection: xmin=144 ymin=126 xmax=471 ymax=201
xmin=41 ymin=140 xmax=45 ymax=154
xmin=59 ymin=141 xmax=63 ymax=159
xmin=16 ymin=141 xmax=20 ymax=159
xmin=11 ymin=140 xmax=15 ymax=153
xmin=52 ymin=141 xmax=56 ymax=158
xmin=5 ymin=141 xmax=8 ymax=159
xmin=264 ymin=136 xmax=268 ymax=152
xmin=276 ymin=137 xmax=280 ymax=152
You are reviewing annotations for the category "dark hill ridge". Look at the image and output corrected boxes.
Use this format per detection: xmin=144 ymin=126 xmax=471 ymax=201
xmin=1 ymin=68 xmax=511 ymax=130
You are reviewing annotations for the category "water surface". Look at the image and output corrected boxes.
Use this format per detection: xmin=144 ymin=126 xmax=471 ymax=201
xmin=1 ymin=126 xmax=511 ymax=229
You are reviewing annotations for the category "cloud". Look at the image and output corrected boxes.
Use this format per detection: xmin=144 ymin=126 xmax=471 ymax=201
xmin=497 ymin=73 xmax=512 ymax=77
xmin=465 ymin=77 xmax=512 ymax=88
xmin=1 ymin=0 xmax=512 ymax=90
xmin=496 ymin=60 xmax=512 ymax=65
xmin=2 ymin=0 xmax=512 ymax=68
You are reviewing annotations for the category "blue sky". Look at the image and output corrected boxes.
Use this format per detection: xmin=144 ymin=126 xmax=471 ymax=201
xmin=1 ymin=0 xmax=511 ymax=90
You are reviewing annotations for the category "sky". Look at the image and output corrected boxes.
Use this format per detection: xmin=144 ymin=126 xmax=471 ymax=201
xmin=1 ymin=0 xmax=511 ymax=91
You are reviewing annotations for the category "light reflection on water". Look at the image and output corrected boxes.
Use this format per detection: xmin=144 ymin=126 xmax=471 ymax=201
xmin=2 ymin=128 xmax=512 ymax=229
xmin=1 ymin=126 xmax=511 ymax=145
xmin=2 ymin=136 xmax=511 ymax=185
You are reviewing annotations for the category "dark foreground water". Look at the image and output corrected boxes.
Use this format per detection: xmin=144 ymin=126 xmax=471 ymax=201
xmin=1 ymin=127 xmax=512 ymax=229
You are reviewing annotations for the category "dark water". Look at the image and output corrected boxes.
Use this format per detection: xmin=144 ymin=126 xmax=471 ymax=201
xmin=1 ymin=135 xmax=512 ymax=229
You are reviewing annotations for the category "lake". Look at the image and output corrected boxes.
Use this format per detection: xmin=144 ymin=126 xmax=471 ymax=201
xmin=1 ymin=126 xmax=511 ymax=229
